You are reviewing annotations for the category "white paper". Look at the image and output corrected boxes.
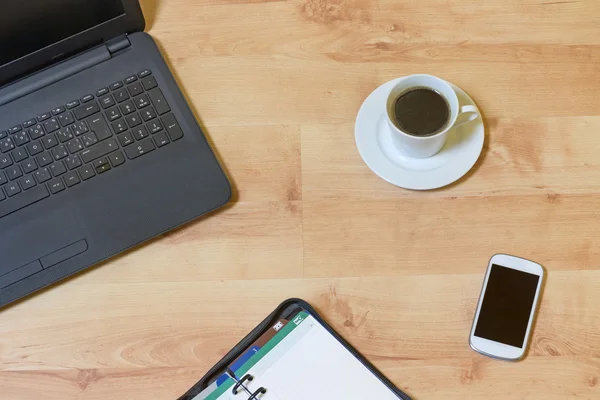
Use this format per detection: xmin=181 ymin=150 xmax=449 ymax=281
xmin=211 ymin=315 xmax=399 ymax=400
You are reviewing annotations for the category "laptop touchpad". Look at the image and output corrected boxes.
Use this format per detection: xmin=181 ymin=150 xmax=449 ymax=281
xmin=0 ymin=208 xmax=86 ymax=277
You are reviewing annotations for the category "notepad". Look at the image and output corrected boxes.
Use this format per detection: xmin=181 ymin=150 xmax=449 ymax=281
xmin=199 ymin=312 xmax=399 ymax=400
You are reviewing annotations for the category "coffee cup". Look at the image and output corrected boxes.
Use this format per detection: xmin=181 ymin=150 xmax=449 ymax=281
xmin=385 ymin=74 xmax=478 ymax=158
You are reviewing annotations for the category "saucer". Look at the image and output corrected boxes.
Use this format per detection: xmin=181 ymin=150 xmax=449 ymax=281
xmin=355 ymin=78 xmax=485 ymax=190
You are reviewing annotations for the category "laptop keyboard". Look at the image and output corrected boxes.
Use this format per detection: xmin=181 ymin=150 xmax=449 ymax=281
xmin=0 ymin=69 xmax=184 ymax=219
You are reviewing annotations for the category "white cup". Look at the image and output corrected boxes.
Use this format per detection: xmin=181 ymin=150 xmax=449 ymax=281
xmin=386 ymin=74 xmax=479 ymax=158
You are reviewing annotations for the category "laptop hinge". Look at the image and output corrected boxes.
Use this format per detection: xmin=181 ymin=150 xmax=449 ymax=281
xmin=106 ymin=34 xmax=131 ymax=55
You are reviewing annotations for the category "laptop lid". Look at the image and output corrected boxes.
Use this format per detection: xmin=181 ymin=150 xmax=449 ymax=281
xmin=0 ymin=0 xmax=145 ymax=87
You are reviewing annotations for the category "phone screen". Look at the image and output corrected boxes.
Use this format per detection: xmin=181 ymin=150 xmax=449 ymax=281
xmin=474 ymin=264 xmax=540 ymax=348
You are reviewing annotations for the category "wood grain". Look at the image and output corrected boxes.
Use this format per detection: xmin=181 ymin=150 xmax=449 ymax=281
xmin=2 ymin=0 xmax=600 ymax=398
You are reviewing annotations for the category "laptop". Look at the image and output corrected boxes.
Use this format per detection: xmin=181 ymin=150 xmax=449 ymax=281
xmin=0 ymin=0 xmax=231 ymax=308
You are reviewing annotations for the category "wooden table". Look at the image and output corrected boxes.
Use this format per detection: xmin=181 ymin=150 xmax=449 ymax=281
xmin=2 ymin=0 xmax=600 ymax=398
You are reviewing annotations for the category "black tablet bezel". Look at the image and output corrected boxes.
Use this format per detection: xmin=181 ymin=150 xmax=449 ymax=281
xmin=0 ymin=0 xmax=145 ymax=86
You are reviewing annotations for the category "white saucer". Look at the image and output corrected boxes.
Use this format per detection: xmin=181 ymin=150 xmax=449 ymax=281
xmin=355 ymin=78 xmax=485 ymax=190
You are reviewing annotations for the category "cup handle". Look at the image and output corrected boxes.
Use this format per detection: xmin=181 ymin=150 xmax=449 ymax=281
xmin=454 ymin=105 xmax=479 ymax=128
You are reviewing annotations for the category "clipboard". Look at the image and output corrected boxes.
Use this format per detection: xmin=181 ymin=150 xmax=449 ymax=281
xmin=178 ymin=298 xmax=412 ymax=400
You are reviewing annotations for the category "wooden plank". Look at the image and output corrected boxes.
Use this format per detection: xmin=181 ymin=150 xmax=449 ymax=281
xmin=2 ymin=273 xmax=599 ymax=397
xmin=301 ymin=118 xmax=600 ymax=198
xmin=3 ymin=0 xmax=600 ymax=398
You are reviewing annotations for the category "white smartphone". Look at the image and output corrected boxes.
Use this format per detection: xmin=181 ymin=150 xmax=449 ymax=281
xmin=469 ymin=254 xmax=544 ymax=361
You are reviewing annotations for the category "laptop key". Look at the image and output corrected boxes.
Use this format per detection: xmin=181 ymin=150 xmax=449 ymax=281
xmin=26 ymin=141 xmax=43 ymax=156
xmin=22 ymin=119 xmax=37 ymax=128
xmin=28 ymin=124 xmax=45 ymax=140
xmin=58 ymin=112 xmax=74 ymax=127
xmin=95 ymin=163 xmax=111 ymax=174
xmin=106 ymin=107 xmax=121 ymax=122
xmin=50 ymin=161 xmax=67 ymax=177
xmin=132 ymin=126 xmax=149 ymax=140
xmin=162 ymin=114 xmax=184 ymax=141
xmin=153 ymin=131 xmax=170 ymax=148
xmin=66 ymin=100 xmax=80 ymax=109
xmin=44 ymin=118 xmax=60 ymax=133
xmin=8 ymin=125 xmax=22 ymax=134
xmin=64 ymin=171 xmax=80 ymax=187
xmin=148 ymin=88 xmax=171 ymax=115
xmin=5 ymin=182 xmax=20 ymax=197
xmin=78 ymin=165 xmax=95 ymax=181
xmin=114 ymin=87 xmax=130 ymax=103
xmin=42 ymin=134 xmax=58 ymax=149
xmin=81 ymin=132 xmax=98 ymax=147
xmin=80 ymin=138 xmax=118 ymax=163
xmin=7 ymin=165 xmax=22 ymax=180
xmin=73 ymin=102 xmax=100 ymax=120
xmin=65 ymin=154 xmax=82 ymax=170
xmin=52 ymin=145 xmax=69 ymax=160
xmin=21 ymin=160 xmax=37 ymax=174
xmin=87 ymin=115 xmax=112 ymax=141
xmin=36 ymin=152 xmax=53 ymax=167
xmin=37 ymin=112 xmax=51 ymax=122
xmin=48 ymin=178 xmax=65 ymax=194
xmin=0 ymin=185 xmax=49 ymax=217
xmin=14 ymin=131 xmax=30 ymax=146
xmin=124 ymin=75 xmax=137 ymax=84
xmin=93 ymin=158 xmax=109 ymax=168
xmin=34 ymin=167 xmax=51 ymax=183
xmin=0 ymin=155 xmax=12 ymax=168
xmin=81 ymin=94 xmax=94 ymax=103
xmin=147 ymin=120 xmax=163 ymax=134
xmin=141 ymin=76 xmax=158 ymax=91
xmin=52 ymin=106 xmax=65 ymax=115
xmin=141 ymin=107 xmax=157 ymax=122
xmin=124 ymin=137 xmax=155 ymax=160
xmin=96 ymin=87 xmax=109 ymax=96
xmin=99 ymin=94 xmax=116 ymax=109
xmin=127 ymin=82 xmax=144 ymax=97
xmin=108 ymin=151 xmax=125 ymax=167
xmin=56 ymin=128 xmax=74 ymax=143
xmin=134 ymin=94 xmax=150 ymax=109
xmin=117 ymin=132 xmax=134 ymax=147
xmin=1 ymin=137 xmax=15 ymax=153
xmin=66 ymin=138 xmax=84 ymax=154
xmin=126 ymin=113 xmax=142 ymax=128
xmin=12 ymin=148 xmax=28 ymax=163
xmin=119 ymin=100 xmax=136 ymax=115
xmin=110 ymin=81 xmax=123 ymax=90
xmin=25 ymin=140 xmax=44 ymax=156
xmin=20 ymin=175 xmax=36 ymax=190
xmin=0 ymin=171 xmax=6 ymax=185
xmin=0 ymin=131 xmax=7 ymax=139
xmin=138 ymin=69 xmax=152 ymax=78
xmin=71 ymin=121 xmax=88 ymax=136
xmin=111 ymin=119 xmax=127 ymax=134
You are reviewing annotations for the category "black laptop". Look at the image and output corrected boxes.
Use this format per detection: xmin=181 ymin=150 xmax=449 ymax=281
xmin=0 ymin=0 xmax=231 ymax=308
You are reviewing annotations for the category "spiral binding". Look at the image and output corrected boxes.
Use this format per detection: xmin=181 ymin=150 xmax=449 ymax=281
xmin=227 ymin=371 xmax=267 ymax=399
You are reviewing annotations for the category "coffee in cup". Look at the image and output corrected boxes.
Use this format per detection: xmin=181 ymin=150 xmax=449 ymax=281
xmin=393 ymin=87 xmax=450 ymax=137
xmin=385 ymin=75 xmax=478 ymax=158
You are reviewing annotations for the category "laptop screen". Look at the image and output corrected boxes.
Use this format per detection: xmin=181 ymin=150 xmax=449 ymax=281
xmin=0 ymin=0 xmax=125 ymax=68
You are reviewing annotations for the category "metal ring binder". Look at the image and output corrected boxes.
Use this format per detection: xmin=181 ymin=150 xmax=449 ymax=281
xmin=227 ymin=371 xmax=267 ymax=399
xmin=231 ymin=373 xmax=254 ymax=395
xmin=248 ymin=387 xmax=267 ymax=400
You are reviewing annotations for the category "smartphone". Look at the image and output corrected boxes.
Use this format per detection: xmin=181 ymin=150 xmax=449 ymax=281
xmin=469 ymin=254 xmax=544 ymax=361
